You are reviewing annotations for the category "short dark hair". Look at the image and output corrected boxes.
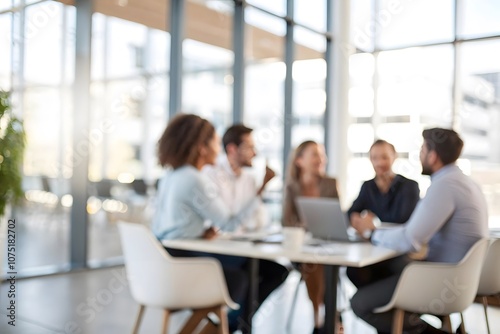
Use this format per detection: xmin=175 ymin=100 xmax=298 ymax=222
xmin=422 ymin=128 xmax=464 ymax=165
xmin=222 ymin=124 xmax=253 ymax=152
xmin=157 ymin=114 xmax=215 ymax=169
xmin=370 ymin=139 xmax=396 ymax=153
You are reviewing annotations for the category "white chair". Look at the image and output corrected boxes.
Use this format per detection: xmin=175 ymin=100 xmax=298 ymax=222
xmin=118 ymin=222 xmax=239 ymax=334
xmin=473 ymin=238 xmax=500 ymax=334
xmin=374 ymin=238 xmax=489 ymax=334
xmin=286 ymin=268 xmax=303 ymax=332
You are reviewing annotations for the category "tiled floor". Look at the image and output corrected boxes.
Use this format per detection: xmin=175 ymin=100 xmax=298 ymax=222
xmin=1 ymin=266 xmax=499 ymax=334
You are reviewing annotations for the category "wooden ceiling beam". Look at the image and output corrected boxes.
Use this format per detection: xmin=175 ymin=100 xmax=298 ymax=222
xmin=57 ymin=0 xmax=322 ymax=61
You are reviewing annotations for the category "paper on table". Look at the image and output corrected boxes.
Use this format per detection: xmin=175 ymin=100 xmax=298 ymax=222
xmin=301 ymin=244 xmax=346 ymax=255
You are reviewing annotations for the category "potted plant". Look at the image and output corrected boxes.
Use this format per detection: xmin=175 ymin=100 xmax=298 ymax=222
xmin=0 ymin=90 xmax=25 ymax=217
xmin=0 ymin=90 xmax=25 ymax=279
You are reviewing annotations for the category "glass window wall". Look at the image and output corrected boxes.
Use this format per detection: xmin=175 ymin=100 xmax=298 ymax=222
xmin=459 ymin=39 xmax=500 ymax=227
xmin=183 ymin=0 xmax=234 ymax=131
xmin=376 ymin=0 xmax=454 ymax=49
xmin=347 ymin=0 xmax=500 ymax=228
xmin=295 ymin=0 xmax=326 ymax=32
xmin=5 ymin=0 xmax=500 ymax=278
xmin=0 ymin=15 xmax=12 ymax=88
xmin=3 ymin=1 xmax=74 ymax=275
xmin=351 ymin=0 xmax=375 ymax=52
xmin=292 ymin=26 xmax=327 ymax=147
xmin=458 ymin=0 xmax=500 ymax=38
xmin=244 ymin=11 xmax=285 ymax=195
xmin=87 ymin=12 xmax=170 ymax=264
xmin=246 ymin=0 xmax=286 ymax=17
xmin=377 ymin=45 xmax=454 ymax=125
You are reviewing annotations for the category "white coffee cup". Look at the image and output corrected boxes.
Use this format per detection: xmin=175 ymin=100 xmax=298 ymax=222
xmin=282 ymin=227 xmax=305 ymax=251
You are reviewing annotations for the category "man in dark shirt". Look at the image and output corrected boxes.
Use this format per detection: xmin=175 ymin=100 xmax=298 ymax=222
xmin=348 ymin=139 xmax=420 ymax=225
xmin=347 ymin=139 xmax=420 ymax=288
xmin=349 ymin=129 xmax=488 ymax=334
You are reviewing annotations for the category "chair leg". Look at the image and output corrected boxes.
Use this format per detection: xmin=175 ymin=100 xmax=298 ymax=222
xmin=215 ymin=305 xmax=229 ymax=334
xmin=132 ymin=305 xmax=145 ymax=334
xmin=442 ymin=315 xmax=452 ymax=332
xmin=392 ymin=309 xmax=404 ymax=334
xmin=459 ymin=312 xmax=466 ymax=334
xmin=179 ymin=307 xmax=216 ymax=334
xmin=482 ymin=296 xmax=491 ymax=334
xmin=199 ymin=320 xmax=218 ymax=334
xmin=198 ymin=306 xmax=228 ymax=334
xmin=162 ymin=309 xmax=170 ymax=334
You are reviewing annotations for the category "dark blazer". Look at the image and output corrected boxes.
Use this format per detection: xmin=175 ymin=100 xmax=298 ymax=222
xmin=347 ymin=174 xmax=420 ymax=224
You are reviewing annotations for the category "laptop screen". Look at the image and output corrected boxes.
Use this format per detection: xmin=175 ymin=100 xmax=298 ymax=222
xmin=295 ymin=197 xmax=352 ymax=241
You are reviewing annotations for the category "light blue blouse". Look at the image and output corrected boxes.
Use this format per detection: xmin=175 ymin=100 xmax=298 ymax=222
xmin=152 ymin=165 xmax=259 ymax=240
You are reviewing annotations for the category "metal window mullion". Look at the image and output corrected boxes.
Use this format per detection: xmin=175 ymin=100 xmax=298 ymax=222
xmin=372 ymin=51 xmax=381 ymax=130
xmin=283 ymin=0 xmax=294 ymax=179
xmin=451 ymin=0 xmax=461 ymax=129
xmin=71 ymin=0 xmax=93 ymax=269
xmin=142 ymin=28 xmax=155 ymax=184
xmin=101 ymin=16 xmax=109 ymax=178
xmin=59 ymin=5 xmax=67 ymax=181
xmin=168 ymin=0 xmax=184 ymax=119
xmin=13 ymin=2 xmax=26 ymax=110
xmin=324 ymin=0 xmax=334 ymax=156
xmin=232 ymin=0 xmax=245 ymax=123
xmin=372 ymin=0 xmax=381 ymax=128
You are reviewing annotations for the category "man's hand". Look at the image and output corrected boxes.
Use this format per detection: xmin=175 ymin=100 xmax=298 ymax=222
xmin=202 ymin=227 xmax=219 ymax=240
xmin=351 ymin=211 xmax=377 ymax=238
xmin=257 ymin=166 xmax=276 ymax=196
xmin=262 ymin=166 xmax=276 ymax=186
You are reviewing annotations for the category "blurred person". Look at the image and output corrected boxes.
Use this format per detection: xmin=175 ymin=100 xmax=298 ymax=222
xmin=152 ymin=114 xmax=257 ymax=241
xmin=349 ymin=128 xmax=489 ymax=334
xmin=203 ymin=124 xmax=275 ymax=232
xmin=347 ymin=139 xmax=420 ymax=287
xmin=282 ymin=140 xmax=340 ymax=334
xmin=152 ymin=114 xmax=288 ymax=332
xmin=348 ymin=139 xmax=420 ymax=227
xmin=202 ymin=123 xmax=289 ymax=326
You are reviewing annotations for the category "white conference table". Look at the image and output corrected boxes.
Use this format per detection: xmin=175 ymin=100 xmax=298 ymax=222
xmin=163 ymin=236 xmax=400 ymax=334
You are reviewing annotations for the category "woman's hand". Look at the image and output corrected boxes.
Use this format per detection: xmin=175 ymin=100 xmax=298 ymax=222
xmin=202 ymin=227 xmax=220 ymax=240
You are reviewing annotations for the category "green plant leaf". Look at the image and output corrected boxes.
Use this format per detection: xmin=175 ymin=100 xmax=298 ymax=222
xmin=0 ymin=90 xmax=26 ymax=216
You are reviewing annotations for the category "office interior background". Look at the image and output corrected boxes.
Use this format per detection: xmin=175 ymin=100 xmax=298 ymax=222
xmin=1 ymin=0 xmax=500 ymax=279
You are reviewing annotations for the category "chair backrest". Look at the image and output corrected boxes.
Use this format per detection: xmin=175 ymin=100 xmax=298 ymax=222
xmin=391 ymin=238 xmax=489 ymax=315
xmin=118 ymin=222 xmax=236 ymax=310
xmin=477 ymin=238 xmax=500 ymax=296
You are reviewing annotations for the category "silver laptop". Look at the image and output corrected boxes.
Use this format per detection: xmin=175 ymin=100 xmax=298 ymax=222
xmin=295 ymin=197 xmax=365 ymax=243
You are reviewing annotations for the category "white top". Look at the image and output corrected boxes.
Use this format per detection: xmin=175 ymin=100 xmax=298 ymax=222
xmin=372 ymin=164 xmax=489 ymax=263
xmin=152 ymin=165 xmax=260 ymax=240
xmin=203 ymin=157 xmax=267 ymax=231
